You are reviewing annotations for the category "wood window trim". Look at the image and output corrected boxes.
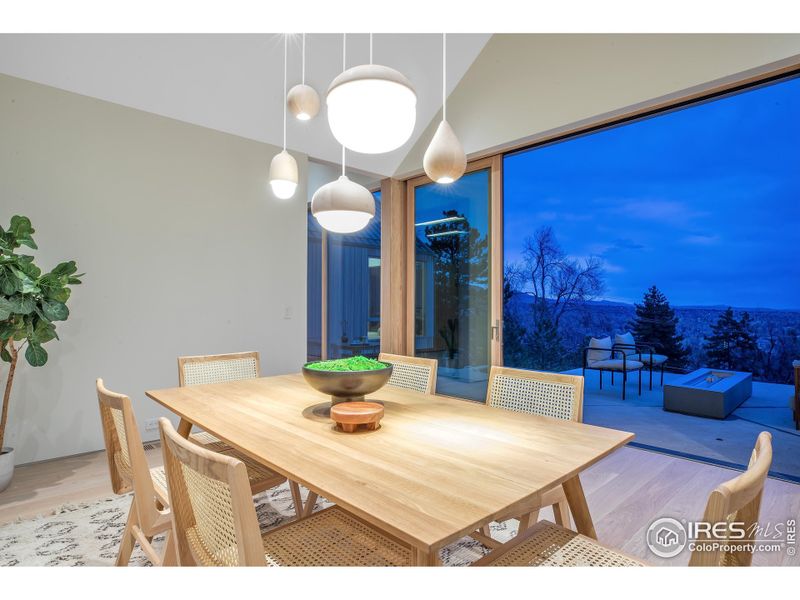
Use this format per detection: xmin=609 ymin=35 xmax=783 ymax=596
xmin=404 ymin=155 xmax=504 ymax=364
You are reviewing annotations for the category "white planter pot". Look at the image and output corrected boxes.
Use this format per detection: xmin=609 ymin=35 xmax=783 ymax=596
xmin=0 ymin=447 xmax=14 ymax=493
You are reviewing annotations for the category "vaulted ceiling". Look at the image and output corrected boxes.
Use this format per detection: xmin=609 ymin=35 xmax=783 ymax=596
xmin=0 ymin=33 xmax=491 ymax=178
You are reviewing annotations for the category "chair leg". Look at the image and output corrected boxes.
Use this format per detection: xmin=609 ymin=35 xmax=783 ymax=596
xmin=649 ymin=363 xmax=653 ymax=391
xmin=303 ymin=490 xmax=319 ymax=517
xmin=289 ymin=480 xmax=303 ymax=519
xmin=638 ymin=369 xmax=642 ymax=396
xmin=553 ymin=500 xmax=571 ymax=529
xmin=599 ymin=371 xmax=603 ymax=390
xmin=516 ymin=510 xmax=539 ymax=535
xmin=161 ymin=530 xmax=177 ymax=566
xmin=611 ymin=371 xmax=614 ymax=386
xmin=661 ymin=364 xmax=665 ymax=386
xmin=622 ymin=371 xmax=626 ymax=400
xmin=116 ymin=501 xmax=137 ymax=567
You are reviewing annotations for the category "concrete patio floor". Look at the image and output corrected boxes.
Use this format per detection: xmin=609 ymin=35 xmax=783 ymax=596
xmin=564 ymin=367 xmax=800 ymax=482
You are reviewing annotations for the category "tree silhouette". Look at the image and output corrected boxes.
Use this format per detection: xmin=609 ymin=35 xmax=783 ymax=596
xmin=628 ymin=285 xmax=690 ymax=368
xmin=704 ymin=307 xmax=758 ymax=372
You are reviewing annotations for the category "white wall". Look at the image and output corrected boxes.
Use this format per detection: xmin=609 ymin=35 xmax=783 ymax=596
xmin=0 ymin=74 xmax=308 ymax=465
xmin=397 ymin=34 xmax=800 ymax=176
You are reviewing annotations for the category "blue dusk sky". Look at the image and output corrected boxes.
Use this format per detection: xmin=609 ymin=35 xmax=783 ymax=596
xmin=503 ymin=75 xmax=800 ymax=310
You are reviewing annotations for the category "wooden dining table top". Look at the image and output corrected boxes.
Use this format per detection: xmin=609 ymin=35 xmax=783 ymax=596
xmin=146 ymin=373 xmax=634 ymax=554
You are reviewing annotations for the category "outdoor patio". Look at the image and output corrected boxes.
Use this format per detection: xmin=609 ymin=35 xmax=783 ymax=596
xmin=564 ymin=367 xmax=800 ymax=482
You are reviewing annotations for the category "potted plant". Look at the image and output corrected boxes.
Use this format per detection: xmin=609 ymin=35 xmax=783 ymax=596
xmin=0 ymin=216 xmax=82 ymax=492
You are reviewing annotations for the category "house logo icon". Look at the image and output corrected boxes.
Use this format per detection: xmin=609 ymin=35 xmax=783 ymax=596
xmin=646 ymin=517 xmax=687 ymax=558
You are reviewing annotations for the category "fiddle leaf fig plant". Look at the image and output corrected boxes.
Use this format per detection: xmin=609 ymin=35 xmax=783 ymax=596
xmin=0 ymin=216 xmax=83 ymax=451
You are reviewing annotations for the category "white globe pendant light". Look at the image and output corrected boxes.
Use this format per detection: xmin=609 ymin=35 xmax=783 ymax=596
xmin=311 ymin=147 xmax=375 ymax=234
xmin=287 ymin=33 xmax=320 ymax=121
xmin=269 ymin=35 xmax=298 ymax=200
xmin=326 ymin=33 xmax=417 ymax=154
xmin=424 ymin=33 xmax=466 ymax=184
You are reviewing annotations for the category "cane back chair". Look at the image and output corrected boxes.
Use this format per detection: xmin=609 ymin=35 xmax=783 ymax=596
xmin=159 ymin=417 xmax=414 ymax=566
xmin=97 ymin=378 xmax=175 ymax=566
xmin=472 ymin=367 xmax=585 ymax=548
xmin=378 ymin=353 xmax=438 ymax=395
xmin=475 ymin=432 xmax=773 ymax=567
xmin=177 ymin=352 xmax=303 ymax=516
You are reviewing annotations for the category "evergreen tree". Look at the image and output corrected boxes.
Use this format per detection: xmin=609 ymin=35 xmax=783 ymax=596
xmin=628 ymin=285 xmax=690 ymax=368
xmin=704 ymin=307 xmax=758 ymax=372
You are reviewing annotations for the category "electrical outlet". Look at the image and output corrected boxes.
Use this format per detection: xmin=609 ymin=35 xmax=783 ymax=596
xmin=283 ymin=306 xmax=293 ymax=320
xmin=144 ymin=418 xmax=159 ymax=432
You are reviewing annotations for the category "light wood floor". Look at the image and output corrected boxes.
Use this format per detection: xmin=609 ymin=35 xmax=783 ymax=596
xmin=1 ymin=445 xmax=797 ymax=566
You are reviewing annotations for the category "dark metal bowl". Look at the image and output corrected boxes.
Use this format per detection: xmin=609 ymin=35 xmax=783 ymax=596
xmin=302 ymin=361 xmax=393 ymax=406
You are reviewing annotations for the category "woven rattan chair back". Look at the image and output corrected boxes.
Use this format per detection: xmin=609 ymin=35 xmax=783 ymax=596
xmin=97 ymin=379 xmax=162 ymax=529
xmin=378 ymin=353 xmax=438 ymax=395
xmin=689 ymin=431 xmax=773 ymax=567
xmin=160 ymin=418 xmax=265 ymax=566
xmin=177 ymin=351 xmax=261 ymax=387
xmin=486 ymin=367 xmax=584 ymax=422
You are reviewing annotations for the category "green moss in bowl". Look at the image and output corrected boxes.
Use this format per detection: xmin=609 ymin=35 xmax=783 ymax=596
xmin=305 ymin=356 xmax=388 ymax=372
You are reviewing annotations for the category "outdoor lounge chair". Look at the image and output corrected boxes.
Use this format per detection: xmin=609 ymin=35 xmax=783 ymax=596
xmin=583 ymin=336 xmax=643 ymax=400
xmin=614 ymin=331 xmax=669 ymax=390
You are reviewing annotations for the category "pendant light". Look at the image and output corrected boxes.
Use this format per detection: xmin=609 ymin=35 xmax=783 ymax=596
xmin=326 ymin=33 xmax=416 ymax=154
xmin=269 ymin=35 xmax=299 ymax=199
xmin=311 ymin=146 xmax=375 ymax=233
xmin=287 ymin=33 xmax=320 ymax=121
xmin=424 ymin=33 xmax=466 ymax=184
xmin=311 ymin=35 xmax=375 ymax=234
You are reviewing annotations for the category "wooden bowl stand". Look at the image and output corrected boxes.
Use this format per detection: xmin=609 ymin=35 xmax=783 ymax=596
xmin=330 ymin=401 xmax=384 ymax=433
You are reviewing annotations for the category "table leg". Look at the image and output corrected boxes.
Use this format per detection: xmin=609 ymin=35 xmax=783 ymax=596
xmin=413 ymin=548 xmax=441 ymax=566
xmin=562 ymin=474 xmax=597 ymax=539
xmin=176 ymin=418 xmax=193 ymax=439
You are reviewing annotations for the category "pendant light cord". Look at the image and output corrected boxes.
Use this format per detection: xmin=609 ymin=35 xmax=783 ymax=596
xmin=341 ymin=32 xmax=347 ymax=178
xmin=442 ymin=33 xmax=447 ymax=122
xmin=301 ymin=33 xmax=306 ymax=85
xmin=369 ymin=33 xmax=373 ymax=64
xmin=282 ymin=34 xmax=287 ymax=150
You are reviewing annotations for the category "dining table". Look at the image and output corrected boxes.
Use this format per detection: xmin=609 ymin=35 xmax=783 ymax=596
xmin=146 ymin=373 xmax=634 ymax=566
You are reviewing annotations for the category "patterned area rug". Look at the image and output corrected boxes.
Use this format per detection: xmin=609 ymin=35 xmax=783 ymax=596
xmin=0 ymin=482 xmax=516 ymax=566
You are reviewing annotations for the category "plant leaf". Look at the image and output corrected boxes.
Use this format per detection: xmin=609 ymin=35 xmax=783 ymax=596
xmin=0 ymin=297 xmax=12 ymax=320
xmin=41 ymin=300 xmax=69 ymax=321
xmin=0 ymin=268 xmax=20 ymax=295
xmin=0 ymin=346 xmax=10 ymax=363
xmin=50 ymin=261 xmax=78 ymax=277
xmin=8 ymin=295 xmax=35 ymax=315
xmin=9 ymin=216 xmax=36 ymax=249
xmin=33 ymin=319 xmax=57 ymax=344
xmin=25 ymin=342 xmax=48 ymax=367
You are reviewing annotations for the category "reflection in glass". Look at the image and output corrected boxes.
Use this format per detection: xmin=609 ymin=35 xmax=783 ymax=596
xmin=307 ymin=205 xmax=323 ymax=360
xmin=414 ymin=171 xmax=490 ymax=400
xmin=327 ymin=191 xmax=382 ymax=359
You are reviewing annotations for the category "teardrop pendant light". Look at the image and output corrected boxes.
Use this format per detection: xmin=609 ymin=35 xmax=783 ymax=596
xmin=269 ymin=35 xmax=299 ymax=199
xmin=423 ymin=33 xmax=466 ymax=184
xmin=326 ymin=33 xmax=417 ymax=154
xmin=287 ymin=33 xmax=320 ymax=121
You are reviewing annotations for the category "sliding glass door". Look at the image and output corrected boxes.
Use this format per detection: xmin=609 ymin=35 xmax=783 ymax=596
xmin=408 ymin=159 xmax=501 ymax=401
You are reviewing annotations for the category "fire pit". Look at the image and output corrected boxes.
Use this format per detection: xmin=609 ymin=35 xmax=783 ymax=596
xmin=664 ymin=368 xmax=752 ymax=419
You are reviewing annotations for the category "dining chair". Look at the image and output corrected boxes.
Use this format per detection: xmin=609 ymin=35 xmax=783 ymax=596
xmin=474 ymin=432 xmax=773 ymax=567
xmin=177 ymin=351 xmax=302 ymax=517
xmin=472 ymin=367 xmax=584 ymax=548
xmin=159 ymin=417 xmax=415 ymax=566
xmin=97 ymin=378 xmax=175 ymax=566
xmin=378 ymin=352 xmax=438 ymax=395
